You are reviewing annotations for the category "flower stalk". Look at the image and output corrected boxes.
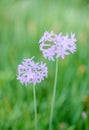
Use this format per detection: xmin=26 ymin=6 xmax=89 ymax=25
xmin=33 ymin=84 xmax=37 ymax=130
xmin=49 ymin=58 xmax=59 ymax=130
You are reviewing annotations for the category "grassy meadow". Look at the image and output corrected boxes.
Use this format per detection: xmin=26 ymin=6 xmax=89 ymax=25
xmin=0 ymin=0 xmax=89 ymax=130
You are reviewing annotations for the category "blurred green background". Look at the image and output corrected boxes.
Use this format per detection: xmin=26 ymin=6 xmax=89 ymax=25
xmin=0 ymin=0 xmax=89 ymax=130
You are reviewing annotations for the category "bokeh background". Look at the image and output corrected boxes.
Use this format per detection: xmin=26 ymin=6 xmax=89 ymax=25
xmin=0 ymin=0 xmax=89 ymax=130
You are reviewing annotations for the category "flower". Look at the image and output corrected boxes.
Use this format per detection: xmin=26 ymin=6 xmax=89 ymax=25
xmin=39 ymin=31 xmax=77 ymax=60
xmin=17 ymin=56 xmax=48 ymax=85
xmin=82 ymin=111 xmax=87 ymax=119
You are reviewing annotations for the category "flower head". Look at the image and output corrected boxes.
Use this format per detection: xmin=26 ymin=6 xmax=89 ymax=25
xmin=39 ymin=31 xmax=77 ymax=60
xmin=82 ymin=111 xmax=87 ymax=119
xmin=17 ymin=56 xmax=48 ymax=85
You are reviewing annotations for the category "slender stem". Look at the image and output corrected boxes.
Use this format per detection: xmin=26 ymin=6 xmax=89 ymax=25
xmin=49 ymin=58 xmax=59 ymax=130
xmin=33 ymin=84 xmax=37 ymax=130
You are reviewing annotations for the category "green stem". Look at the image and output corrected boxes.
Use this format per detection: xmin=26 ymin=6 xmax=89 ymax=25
xmin=33 ymin=84 xmax=37 ymax=130
xmin=49 ymin=59 xmax=59 ymax=130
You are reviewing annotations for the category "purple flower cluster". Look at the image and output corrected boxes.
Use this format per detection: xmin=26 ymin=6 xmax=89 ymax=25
xmin=17 ymin=57 xmax=48 ymax=85
xmin=17 ymin=31 xmax=77 ymax=85
xmin=39 ymin=31 xmax=77 ymax=61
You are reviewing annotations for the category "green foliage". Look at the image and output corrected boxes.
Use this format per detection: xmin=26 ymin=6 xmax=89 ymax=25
xmin=0 ymin=0 xmax=89 ymax=130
